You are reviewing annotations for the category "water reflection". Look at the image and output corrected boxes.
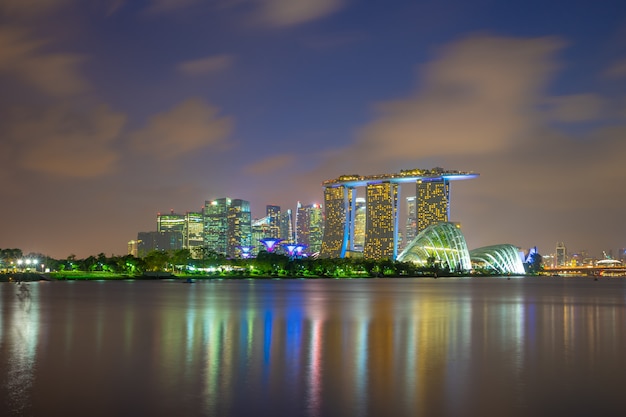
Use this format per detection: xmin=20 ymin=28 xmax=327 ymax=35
xmin=1 ymin=278 xmax=626 ymax=416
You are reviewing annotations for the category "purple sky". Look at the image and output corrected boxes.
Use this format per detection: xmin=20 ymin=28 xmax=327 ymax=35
xmin=1 ymin=0 xmax=625 ymax=259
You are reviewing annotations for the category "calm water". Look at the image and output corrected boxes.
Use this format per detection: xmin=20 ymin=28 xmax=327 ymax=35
xmin=1 ymin=277 xmax=626 ymax=417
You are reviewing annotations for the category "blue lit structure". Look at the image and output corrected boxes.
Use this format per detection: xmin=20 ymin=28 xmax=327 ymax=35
xmin=259 ymin=238 xmax=282 ymax=253
xmin=237 ymin=245 xmax=254 ymax=259
xmin=284 ymin=243 xmax=307 ymax=258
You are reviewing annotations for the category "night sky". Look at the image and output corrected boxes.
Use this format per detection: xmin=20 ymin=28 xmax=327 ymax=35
xmin=1 ymin=0 xmax=625 ymax=259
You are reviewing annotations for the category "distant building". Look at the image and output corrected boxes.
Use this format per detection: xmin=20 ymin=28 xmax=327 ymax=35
xmin=157 ymin=210 xmax=185 ymax=250
xmin=280 ymin=209 xmax=294 ymax=243
xmin=320 ymin=185 xmax=354 ymax=258
xmin=404 ymin=196 xmax=416 ymax=251
xmin=137 ymin=231 xmax=180 ymax=256
xmin=203 ymin=198 xmax=230 ymax=255
xmin=184 ymin=212 xmax=204 ymax=256
xmin=353 ymin=197 xmax=366 ymax=251
xmin=320 ymin=168 xmax=477 ymax=260
xmin=266 ymin=205 xmax=281 ymax=239
xmin=363 ymin=182 xmax=398 ymax=259
xmin=555 ymin=242 xmax=567 ymax=267
xmin=128 ymin=240 xmax=140 ymax=257
xmin=251 ymin=216 xmax=270 ymax=255
xmin=227 ymin=199 xmax=252 ymax=258
xmin=416 ymin=179 xmax=449 ymax=234
xmin=296 ymin=202 xmax=324 ymax=255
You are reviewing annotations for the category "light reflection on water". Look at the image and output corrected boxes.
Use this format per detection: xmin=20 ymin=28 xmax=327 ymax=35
xmin=1 ymin=278 xmax=626 ymax=417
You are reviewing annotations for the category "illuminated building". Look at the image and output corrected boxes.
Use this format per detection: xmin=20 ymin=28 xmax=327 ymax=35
xmin=227 ymin=199 xmax=252 ymax=258
xmin=397 ymin=222 xmax=471 ymax=272
xmin=404 ymin=196 xmax=416 ymax=250
xmin=353 ymin=197 xmax=366 ymax=251
xmin=363 ymin=182 xmax=398 ymax=259
xmin=184 ymin=212 xmax=204 ymax=255
xmin=417 ymin=179 xmax=449 ymax=233
xmin=266 ymin=205 xmax=281 ymax=239
xmin=204 ymin=198 xmax=229 ymax=255
xmin=320 ymin=168 xmax=477 ymax=259
xmin=252 ymin=216 xmax=270 ymax=254
xmin=319 ymin=185 xmax=354 ymax=258
xmin=157 ymin=210 xmax=185 ymax=250
xmin=128 ymin=240 xmax=140 ymax=257
xmin=555 ymin=242 xmax=567 ymax=267
xmin=296 ymin=202 xmax=324 ymax=255
xmin=280 ymin=209 xmax=294 ymax=243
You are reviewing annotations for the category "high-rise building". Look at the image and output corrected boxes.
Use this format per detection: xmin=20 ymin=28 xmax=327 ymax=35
xmin=404 ymin=196 xmax=417 ymax=250
xmin=363 ymin=182 xmax=398 ymax=259
xmin=416 ymin=179 xmax=449 ymax=234
xmin=296 ymin=202 xmax=324 ymax=255
xmin=157 ymin=210 xmax=185 ymax=250
xmin=137 ymin=231 xmax=179 ymax=256
xmin=204 ymin=198 xmax=230 ymax=255
xmin=280 ymin=209 xmax=294 ymax=243
xmin=227 ymin=199 xmax=252 ymax=258
xmin=184 ymin=212 xmax=204 ymax=256
xmin=353 ymin=197 xmax=366 ymax=251
xmin=320 ymin=168 xmax=477 ymax=259
xmin=555 ymin=242 xmax=567 ymax=267
xmin=251 ymin=216 xmax=270 ymax=254
xmin=266 ymin=205 xmax=281 ymax=239
xmin=320 ymin=185 xmax=354 ymax=258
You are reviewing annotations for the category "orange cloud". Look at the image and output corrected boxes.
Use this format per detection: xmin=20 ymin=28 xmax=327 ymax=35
xmin=178 ymin=54 xmax=234 ymax=76
xmin=129 ymin=98 xmax=233 ymax=159
xmin=259 ymin=0 xmax=346 ymax=26
xmin=353 ymin=34 xmax=563 ymax=164
xmin=245 ymin=154 xmax=296 ymax=174
xmin=7 ymin=104 xmax=125 ymax=178
xmin=0 ymin=27 xmax=89 ymax=96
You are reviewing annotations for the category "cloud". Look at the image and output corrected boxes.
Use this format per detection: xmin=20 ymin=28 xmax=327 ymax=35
xmin=0 ymin=27 xmax=89 ymax=96
xmin=146 ymin=0 xmax=201 ymax=13
xmin=352 ymin=34 xmax=563 ymax=164
xmin=245 ymin=154 xmax=296 ymax=174
xmin=0 ymin=0 xmax=74 ymax=17
xmin=604 ymin=59 xmax=626 ymax=78
xmin=5 ymin=104 xmax=125 ymax=178
xmin=129 ymin=98 xmax=233 ymax=159
xmin=258 ymin=0 xmax=346 ymax=26
xmin=178 ymin=54 xmax=234 ymax=76
xmin=543 ymin=94 xmax=605 ymax=123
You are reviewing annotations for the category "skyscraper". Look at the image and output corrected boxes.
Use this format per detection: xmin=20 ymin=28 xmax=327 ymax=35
xmin=320 ymin=168 xmax=477 ymax=259
xmin=280 ymin=209 xmax=294 ymax=243
xmin=157 ymin=210 xmax=185 ymax=250
xmin=227 ymin=199 xmax=252 ymax=258
xmin=320 ymin=185 xmax=354 ymax=258
xmin=184 ymin=212 xmax=204 ymax=256
xmin=556 ymin=242 xmax=567 ymax=267
xmin=363 ymin=182 xmax=398 ymax=259
xmin=353 ymin=197 xmax=366 ymax=251
xmin=404 ymin=196 xmax=417 ymax=250
xmin=296 ymin=202 xmax=324 ymax=255
xmin=204 ymin=198 xmax=229 ymax=255
xmin=266 ymin=205 xmax=281 ymax=239
xmin=416 ymin=179 xmax=450 ymax=234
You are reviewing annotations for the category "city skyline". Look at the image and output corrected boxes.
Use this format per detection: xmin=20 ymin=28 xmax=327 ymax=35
xmin=1 ymin=0 xmax=625 ymax=259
